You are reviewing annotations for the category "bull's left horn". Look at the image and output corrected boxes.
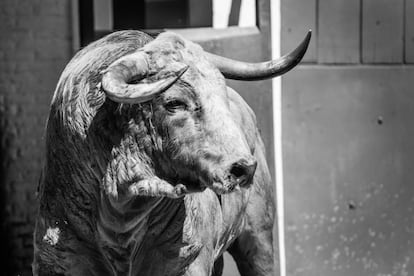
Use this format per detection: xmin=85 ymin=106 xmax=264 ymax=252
xmin=101 ymin=52 xmax=188 ymax=104
xmin=206 ymin=30 xmax=311 ymax=81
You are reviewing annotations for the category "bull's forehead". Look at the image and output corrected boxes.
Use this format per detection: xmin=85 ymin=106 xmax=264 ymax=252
xmin=144 ymin=32 xmax=228 ymax=97
xmin=180 ymin=48 xmax=227 ymax=98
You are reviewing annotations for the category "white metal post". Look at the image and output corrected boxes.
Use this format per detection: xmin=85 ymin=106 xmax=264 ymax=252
xmin=271 ymin=1 xmax=286 ymax=275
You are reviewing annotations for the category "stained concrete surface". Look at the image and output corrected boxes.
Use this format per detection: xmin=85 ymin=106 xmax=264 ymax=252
xmin=283 ymin=66 xmax=414 ymax=276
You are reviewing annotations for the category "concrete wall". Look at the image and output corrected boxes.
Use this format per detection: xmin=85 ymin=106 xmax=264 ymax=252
xmin=282 ymin=0 xmax=414 ymax=275
xmin=0 ymin=0 xmax=72 ymax=274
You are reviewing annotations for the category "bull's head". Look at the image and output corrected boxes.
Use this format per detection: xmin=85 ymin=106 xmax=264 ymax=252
xmin=100 ymin=31 xmax=311 ymax=195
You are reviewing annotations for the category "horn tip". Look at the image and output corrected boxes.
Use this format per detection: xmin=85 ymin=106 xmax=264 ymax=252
xmin=294 ymin=30 xmax=312 ymax=59
xmin=303 ymin=30 xmax=312 ymax=47
xmin=178 ymin=64 xmax=190 ymax=76
xmin=306 ymin=29 xmax=312 ymax=41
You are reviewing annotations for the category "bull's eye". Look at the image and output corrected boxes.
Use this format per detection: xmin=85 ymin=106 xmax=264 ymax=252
xmin=164 ymin=99 xmax=187 ymax=112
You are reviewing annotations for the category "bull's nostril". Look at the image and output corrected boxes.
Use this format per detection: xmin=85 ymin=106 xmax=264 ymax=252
xmin=230 ymin=165 xmax=246 ymax=178
xmin=228 ymin=159 xmax=257 ymax=187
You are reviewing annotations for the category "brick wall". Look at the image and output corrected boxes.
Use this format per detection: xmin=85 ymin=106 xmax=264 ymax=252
xmin=0 ymin=0 xmax=72 ymax=274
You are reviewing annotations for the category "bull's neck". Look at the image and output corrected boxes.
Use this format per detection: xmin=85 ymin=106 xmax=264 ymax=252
xmin=98 ymin=195 xmax=187 ymax=275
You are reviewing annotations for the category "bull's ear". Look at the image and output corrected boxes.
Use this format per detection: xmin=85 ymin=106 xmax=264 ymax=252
xmin=101 ymin=51 xmax=188 ymax=104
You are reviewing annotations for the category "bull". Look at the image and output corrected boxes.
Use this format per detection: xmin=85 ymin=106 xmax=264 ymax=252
xmin=33 ymin=30 xmax=310 ymax=276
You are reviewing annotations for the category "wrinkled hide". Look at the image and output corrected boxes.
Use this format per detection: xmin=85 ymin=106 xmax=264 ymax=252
xmin=33 ymin=31 xmax=276 ymax=276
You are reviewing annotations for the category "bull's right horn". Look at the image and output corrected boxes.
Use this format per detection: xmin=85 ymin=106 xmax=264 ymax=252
xmin=206 ymin=30 xmax=311 ymax=81
xmin=101 ymin=51 xmax=188 ymax=104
